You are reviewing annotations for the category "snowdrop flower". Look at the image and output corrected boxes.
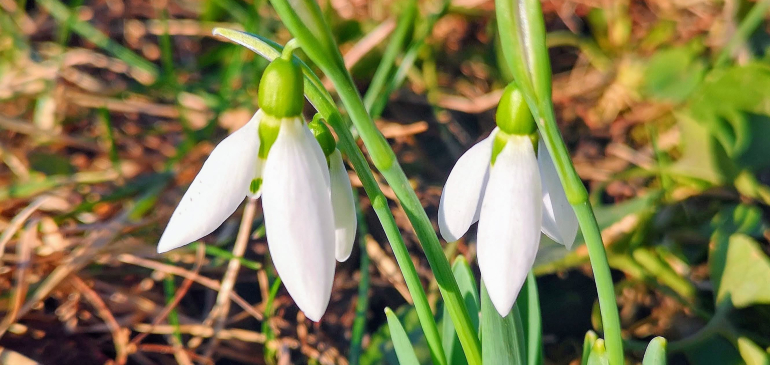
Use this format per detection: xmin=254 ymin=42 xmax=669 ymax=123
xmin=438 ymin=84 xmax=578 ymax=316
xmin=157 ymin=53 xmax=356 ymax=321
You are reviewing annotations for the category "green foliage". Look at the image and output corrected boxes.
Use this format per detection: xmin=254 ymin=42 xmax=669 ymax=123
xmin=642 ymin=43 xmax=706 ymax=103
xmin=642 ymin=337 xmax=667 ymax=365
xmin=442 ymin=256 xmax=480 ymax=365
xmin=717 ymin=234 xmax=770 ymax=307
xmin=385 ymin=307 xmax=422 ymax=365
xmin=737 ymin=337 xmax=770 ymax=365
xmin=581 ymin=331 xmax=598 ymax=365
xmin=480 ymin=282 xmax=526 ymax=365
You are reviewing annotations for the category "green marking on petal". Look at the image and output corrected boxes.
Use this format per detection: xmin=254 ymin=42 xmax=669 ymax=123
xmin=250 ymin=178 xmax=263 ymax=195
xmin=258 ymin=114 xmax=282 ymax=159
xmin=308 ymin=114 xmax=337 ymax=157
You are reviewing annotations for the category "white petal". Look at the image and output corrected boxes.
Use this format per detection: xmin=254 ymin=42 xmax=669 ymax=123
xmin=538 ymin=138 xmax=579 ymax=249
xmin=158 ymin=112 xmax=260 ymax=253
xmin=261 ymin=117 xmax=336 ymax=322
xmin=438 ymin=131 xmax=496 ymax=242
xmin=476 ymin=135 xmax=542 ymax=316
xmin=329 ymin=149 xmax=357 ymax=262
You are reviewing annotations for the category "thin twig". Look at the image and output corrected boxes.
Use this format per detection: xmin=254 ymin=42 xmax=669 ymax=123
xmin=129 ymin=243 xmax=206 ymax=347
xmin=0 ymin=196 xmax=52 ymax=264
xmin=200 ymin=199 xmax=257 ymax=358
xmin=71 ymin=276 xmax=129 ymax=365
xmin=0 ymin=220 xmax=36 ymax=337
xmin=117 ymin=254 xmax=264 ymax=321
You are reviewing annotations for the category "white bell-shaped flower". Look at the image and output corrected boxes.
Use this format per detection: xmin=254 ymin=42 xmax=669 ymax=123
xmin=437 ymin=84 xmax=578 ymax=316
xmin=158 ymin=54 xmax=356 ymax=321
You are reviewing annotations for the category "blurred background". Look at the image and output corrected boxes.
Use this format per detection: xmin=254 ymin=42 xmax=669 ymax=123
xmin=2 ymin=0 xmax=770 ymax=364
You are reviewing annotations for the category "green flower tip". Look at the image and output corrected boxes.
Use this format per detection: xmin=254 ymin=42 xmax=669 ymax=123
xmin=308 ymin=115 xmax=337 ymax=157
xmin=259 ymin=57 xmax=304 ymax=118
xmin=495 ymin=83 xmax=535 ymax=135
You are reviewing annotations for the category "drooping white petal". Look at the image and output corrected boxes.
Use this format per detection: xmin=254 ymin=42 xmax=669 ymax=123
xmin=158 ymin=111 xmax=261 ymax=253
xmin=538 ymin=138 xmax=579 ymax=250
xmin=261 ymin=117 xmax=336 ymax=322
xmin=329 ymin=149 xmax=357 ymax=262
xmin=476 ymin=135 xmax=542 ymax=317
xmin=438 ymin=131 xmax=497 ymax=242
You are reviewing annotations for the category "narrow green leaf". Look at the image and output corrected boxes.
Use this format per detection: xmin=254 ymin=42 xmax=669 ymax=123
xmin=480 ymin=281 xmax=526 ymax=365
xmin=581 ymin=331 xmax=598 ymax=365
xmin=442 ymin=256 xmax=480 ymax=365
xmin=385 ymin=307 xmax=421 ymax=365
xmin=349 ymin=204 xmax=371 ymax=365
xmin=642 ymin=337 xmax=667 ymax=365
xmin=517 ymin=273 xmax=543 ymax=365
xmin=587 ymin=339 xmax=609 ymax=365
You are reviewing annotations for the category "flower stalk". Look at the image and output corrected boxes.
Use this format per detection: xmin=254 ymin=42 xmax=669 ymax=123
xmin=495 ymin=0 xmax=624 ymax=364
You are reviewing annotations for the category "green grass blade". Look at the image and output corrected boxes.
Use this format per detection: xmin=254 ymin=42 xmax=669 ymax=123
xmin=37 ymin=0 xmax=158 ymax=82
xmin=349 ymin=203 xmax=371 ymax=365
xmin=442 ymin=256 xmax=480 ymax=365
xmin=642 ymin=337 xmax=667 ymax=365
xmin=582 ymin=331 xmax=598 ymax=365
xmin=362 ymin=0 xmax=417 ymax=112
xmin=480 ymin=281 xmax=526 ymax=365
xmin=587 ymin=339 xmax=609 ymax=365
xmin=385 ymin=307 xmax=421 ymax=365
xmin=517 ymin=273 xmax=543 ymax=365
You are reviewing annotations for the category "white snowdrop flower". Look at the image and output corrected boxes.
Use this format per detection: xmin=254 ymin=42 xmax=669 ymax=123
xmin=158 ymin=54 xmax=356 ymax=321
xmin=438 ymin=84 xmax=578 ymax=316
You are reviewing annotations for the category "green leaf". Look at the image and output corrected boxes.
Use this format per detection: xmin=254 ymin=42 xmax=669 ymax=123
xmin=685 ymin=335 xmax=742 ymax=365
xmin=717 ymin=234 xmax=770 ymax=308
xmin=480 ymin=281 xmax=526 ymax=365
xmin=738 ymin=337 xmax=770 ymax=365
xmin=385 ymin=307 xmax=421 ymax=365
xmin=517 ymin=273 xmax=543 ymax=365
xmin=642 ymin=43 xmax=706 ymax=102
xmin=442 ymin=256 xmax=480 ymax=365
xmin=708 ymin=203 xmax=765 ymax=297
xmin=586 ymin=339 xmax=609 ymax=365
xmin=581 ymin=331 xmax=598 ymax=365
xmin=642 ymin=337 xmax=667 ymax=365
xmin=686 ymin=63 xmax=770 ymax=167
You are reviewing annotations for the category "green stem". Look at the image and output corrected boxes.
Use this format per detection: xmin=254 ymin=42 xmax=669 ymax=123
xmin=714 ymin=0 xmax=770 ymax=68
xmin=266 ymin=1 xmax=482 ymax=363
xmin=210 ymin=28 xmax=448 ymax=365
xmin=328 ymin=50 xmax=481 ymax=365
xmin=495 ymin=1 xmax=623 ymax=363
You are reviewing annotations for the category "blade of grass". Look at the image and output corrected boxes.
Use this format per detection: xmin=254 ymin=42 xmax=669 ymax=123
xmin=36 ymin=0 xmax=158 ymax=83
xmin=349 ymin=203 xmax=372 ymax=365
xmin=362 ymin=0 xmax=417 ymax=112
xmin=480 ymin=281 xmax=527 ymax=365
xmin=518 ymin=273 xmax=543 ymax=365
xmin=163 ymin=276 xmax=183 ymax=345
xmin=385 ymin=307 xmax=421 ymax=365
xmin=582 ymin=331 xmax=599 ymax=365
xmin=442 ymin=256 xmax=480 ymax=365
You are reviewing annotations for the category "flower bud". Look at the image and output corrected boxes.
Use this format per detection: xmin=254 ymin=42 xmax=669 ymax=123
xmin=258 ymin=57 xmax=304 ymax=118
xmin=308 ymin=115 xmax=337 ymax=158
xmin=495 ymin=83 xmax=535 ymax=135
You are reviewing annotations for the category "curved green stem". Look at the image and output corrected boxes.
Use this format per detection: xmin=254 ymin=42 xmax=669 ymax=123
xmin=265 ymin=1 xmax=482 ymax=363
xmin=495 ymin=1 xmax=624 ymax=364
